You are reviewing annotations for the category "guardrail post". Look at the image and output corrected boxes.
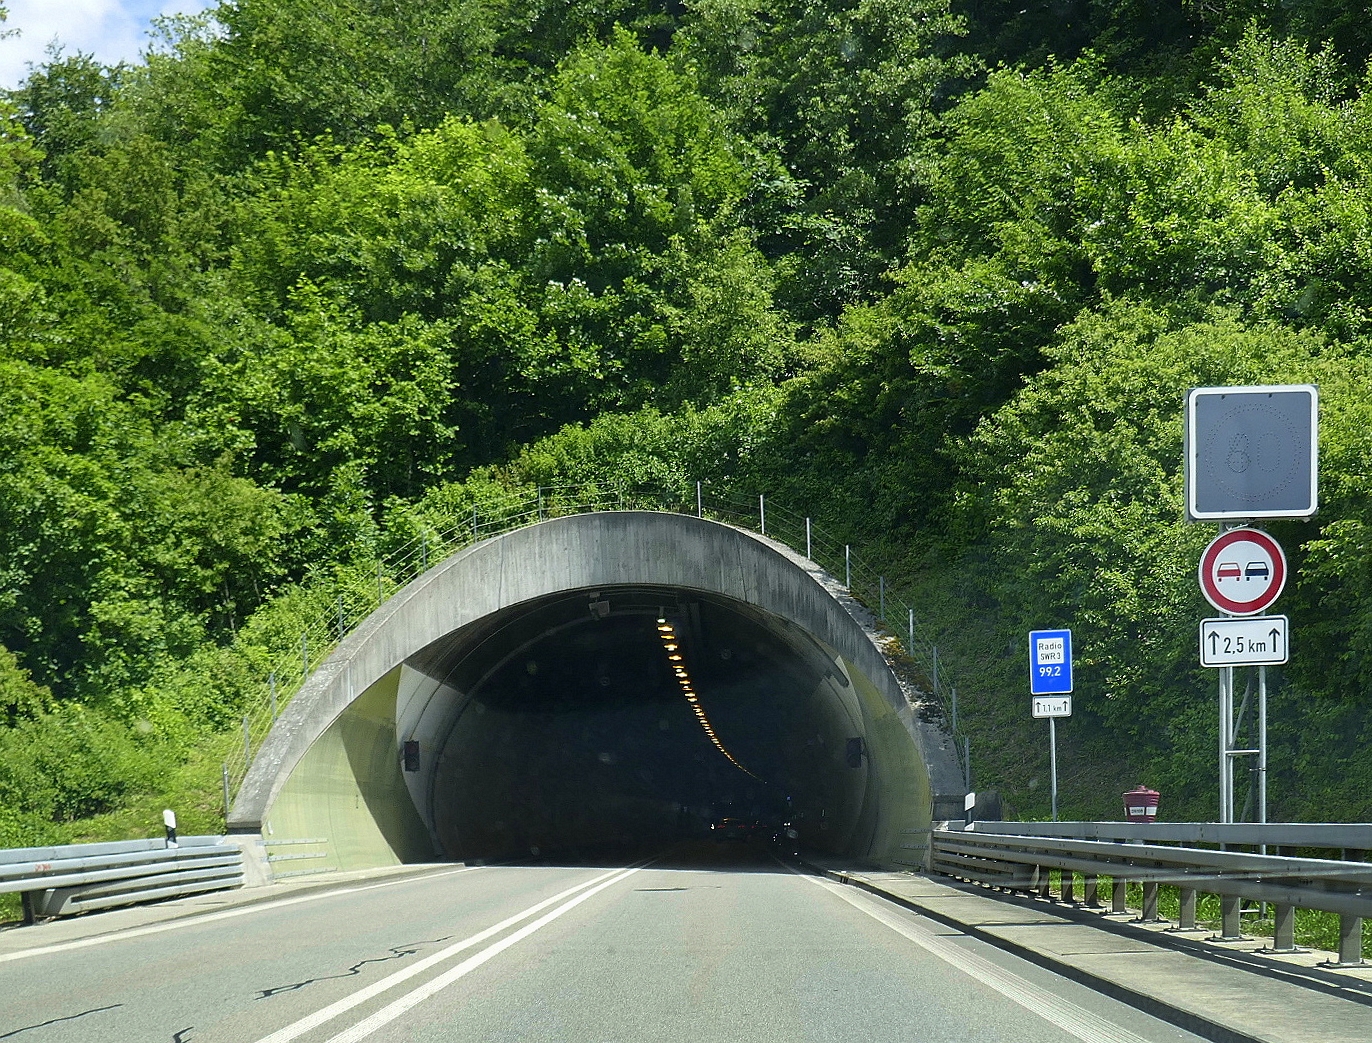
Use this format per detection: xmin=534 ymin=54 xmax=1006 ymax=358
xmin=1061 ymin=870 xmax=1074 ymax=904
xmin=1141 ymin=881 xmax=1160 ymax=922
xmin=1037 ymin=867 xmax=1052 ymax=900
xmin=1271 ymin=903 xmax=1296 ymax=952
xmin=1111 ymin=878 xmax=1127 ymax=914
xmin=1217 ymin=894 xmax=1244 ymax=940
xmin=1083 ymin=874 xmax=1099 ymax=907
xmin=1336 ymin=915 xmax=1364 ymax=966
xmin=1178 ymin=888 xmax=1197 ymax=930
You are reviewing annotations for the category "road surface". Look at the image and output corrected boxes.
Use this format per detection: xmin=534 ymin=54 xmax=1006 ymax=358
xmin=2 ymin=843 xmax=1204 ymax=1043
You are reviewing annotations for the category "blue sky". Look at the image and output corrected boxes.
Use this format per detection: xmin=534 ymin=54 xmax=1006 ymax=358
xmin=1 ymin=0 xmax=215 ymax=90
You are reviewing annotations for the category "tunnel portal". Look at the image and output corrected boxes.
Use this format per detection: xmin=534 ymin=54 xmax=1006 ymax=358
xmin=230 ymin=513 xmax=961 ymax=872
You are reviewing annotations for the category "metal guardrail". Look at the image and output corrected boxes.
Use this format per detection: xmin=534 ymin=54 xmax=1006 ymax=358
xmin=1 ymin=835 xmax=244 ymax=921
xmin=966 ymin=820 xmax=1372 ymax=850
xmin=928 ymin=822 xmax=1371 ymax=966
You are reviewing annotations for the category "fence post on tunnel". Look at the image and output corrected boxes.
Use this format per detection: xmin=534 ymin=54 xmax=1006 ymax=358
xmin=243 ymin=715 xmax=251 ymax=773
xmin=806 ymin=518 xmax=811 ymax=559
xmin=222 ymin=763 xmax=230 ymax=820
xmin=845 ymin=544 xmax=850 ymax=589
xmin=269 ymin=672 xmax=277 ymax=722
xmin=697 ymin=481 xmax=702 ymax=518
xmin=907 ymin=609 xmax=914 ymax=656
xmin=879 ymin=576 xmax=885 ymax=620
xmin=760 ymin=494 xmax=766 ymax=535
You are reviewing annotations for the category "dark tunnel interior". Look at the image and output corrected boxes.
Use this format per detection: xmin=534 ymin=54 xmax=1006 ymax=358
xmin=410 ymin=587 xmax=873 ymax=863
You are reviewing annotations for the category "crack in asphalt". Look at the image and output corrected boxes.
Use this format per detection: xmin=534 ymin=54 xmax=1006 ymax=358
xmin=255 ymin=937 xmax=452 ymax=999
xmin=0 ymin=1005 xmax=123 ymax=1038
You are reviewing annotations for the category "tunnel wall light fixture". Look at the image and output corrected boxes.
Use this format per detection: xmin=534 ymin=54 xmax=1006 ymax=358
xmin=656 ymin=617 xmax=759 ymax=780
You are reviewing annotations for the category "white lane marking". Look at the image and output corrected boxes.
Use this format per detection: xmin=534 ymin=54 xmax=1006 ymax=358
xmin=320 ymin=866 xmax=644 ymax=1043
xmin=797 ymin=871 xmax=1153 ymax=1043
xmin=253 ymin=865 xmax=642 ymax=1043
xmin=0 ymin=865 xmax=480 ymax=965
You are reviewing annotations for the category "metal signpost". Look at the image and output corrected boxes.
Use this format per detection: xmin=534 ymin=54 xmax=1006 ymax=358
xmin=1029 ymin=629 xmax=1073 ymax=821
xmin=1186 ymin=385 xmax=1317 ymax=825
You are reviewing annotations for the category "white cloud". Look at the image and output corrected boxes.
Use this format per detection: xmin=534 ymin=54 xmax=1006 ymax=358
xmin=0 ymin=0 xmax=214 ymax=90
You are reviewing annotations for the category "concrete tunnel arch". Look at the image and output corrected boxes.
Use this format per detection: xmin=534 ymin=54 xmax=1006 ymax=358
xmin=229 ymin=512 xmax=964 ymax=871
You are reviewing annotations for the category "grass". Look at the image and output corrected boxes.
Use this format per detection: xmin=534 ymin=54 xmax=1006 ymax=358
xmin=1043 ymin=870 xmax=1372 ymax=959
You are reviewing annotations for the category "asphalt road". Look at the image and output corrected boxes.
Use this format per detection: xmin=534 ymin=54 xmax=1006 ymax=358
xmin=2 ymin=843 xmax=1207 ymax=1043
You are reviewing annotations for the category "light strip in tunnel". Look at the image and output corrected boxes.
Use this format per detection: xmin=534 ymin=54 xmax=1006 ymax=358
xmin=657 ymin=618 xmax=759 ymax=780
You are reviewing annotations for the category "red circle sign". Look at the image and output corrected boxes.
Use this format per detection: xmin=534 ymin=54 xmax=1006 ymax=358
xmin=1198 ymin=528 xmax=1287 ymax=615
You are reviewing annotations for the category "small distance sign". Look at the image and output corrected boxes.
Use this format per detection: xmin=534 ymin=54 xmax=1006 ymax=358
xmin=1198 ymin=527 xmax=1287 ymax=615
xmin=1200 ymin=616 xmax=1289 ymax=667
xmin=1032 ymin=696 xmax=1072 ymax=718
xmin=1029 ymin=629 xmax=1073 ymax=695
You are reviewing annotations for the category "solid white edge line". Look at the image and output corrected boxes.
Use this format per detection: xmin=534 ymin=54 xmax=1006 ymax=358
xmin=252 ymin=865 xmax=642 ymax=1043
xmin=793 ymin=868 xmax=1152 ymax=1043
xmin=0 ymin=865 xmax=480 ymax=964
xmin=321 ymin=866 xmax=644 ymax=1043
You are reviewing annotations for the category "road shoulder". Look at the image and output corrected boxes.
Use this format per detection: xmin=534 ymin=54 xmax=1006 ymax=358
xmin=805 ymin=861 xmax=1372 ymax=1043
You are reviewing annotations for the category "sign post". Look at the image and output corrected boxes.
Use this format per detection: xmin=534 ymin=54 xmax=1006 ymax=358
xmin=1030 ymin=630 xmax=1073 ymax=821
xmin=1187 ymin=385 xmax=1316 ymax=826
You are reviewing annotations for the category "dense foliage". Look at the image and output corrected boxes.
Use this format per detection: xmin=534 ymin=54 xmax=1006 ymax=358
xmin=2 ymin=0 xmax=1372 ymax=845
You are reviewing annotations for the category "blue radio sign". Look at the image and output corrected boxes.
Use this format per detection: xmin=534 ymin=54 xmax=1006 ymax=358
xmin=1029 ymin=629 xmax=1073 ymax=695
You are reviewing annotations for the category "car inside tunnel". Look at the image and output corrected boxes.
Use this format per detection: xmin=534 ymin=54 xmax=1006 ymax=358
xmin=410 ymin=587 xmax=873 ymax=863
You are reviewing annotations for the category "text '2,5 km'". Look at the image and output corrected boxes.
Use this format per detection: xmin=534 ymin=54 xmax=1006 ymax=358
xmin=1200 ymin=616 xmax=1289 ymax=667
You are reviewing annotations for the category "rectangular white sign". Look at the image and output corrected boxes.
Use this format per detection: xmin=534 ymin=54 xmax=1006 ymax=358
xmin=1199 ymin=616 xmax=1289 ymax=667
xmin=1032 ymin=696 xmax=1072 ymax=718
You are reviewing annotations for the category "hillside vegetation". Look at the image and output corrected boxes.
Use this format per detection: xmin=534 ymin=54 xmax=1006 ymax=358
xmin=2 ymin=0 xmax=1372 ymax=847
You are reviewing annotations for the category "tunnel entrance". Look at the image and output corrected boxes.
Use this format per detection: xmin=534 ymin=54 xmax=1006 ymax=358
xmin=235 ymin=512 xmax=958 ymax=874
xmin=414 ymin=588 xmax=870 ymax=862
